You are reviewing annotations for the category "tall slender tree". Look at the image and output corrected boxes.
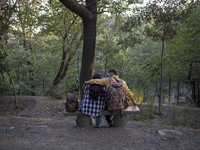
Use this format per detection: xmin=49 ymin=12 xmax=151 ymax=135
xmin=124 ymin=0 xmax=187 ymax=114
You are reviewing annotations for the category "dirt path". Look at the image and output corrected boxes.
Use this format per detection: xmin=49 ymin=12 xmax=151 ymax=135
xmin=0 ymin=96 xmax=200 ymax=150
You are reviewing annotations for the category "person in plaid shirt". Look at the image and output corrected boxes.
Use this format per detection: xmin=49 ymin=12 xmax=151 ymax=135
xmin=79 ymin=73 xmax=106 ymax=128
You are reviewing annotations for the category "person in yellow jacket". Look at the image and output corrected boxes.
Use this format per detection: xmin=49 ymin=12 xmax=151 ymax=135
xmin=85 ymin=70 xmax=137 ymax=127
xmin=85 ymin=70 xmax=137 ymax=106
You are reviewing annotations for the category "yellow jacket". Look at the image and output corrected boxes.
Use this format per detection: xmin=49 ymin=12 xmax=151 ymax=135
xmin=89 ymin=75 xmax=134 ymax=99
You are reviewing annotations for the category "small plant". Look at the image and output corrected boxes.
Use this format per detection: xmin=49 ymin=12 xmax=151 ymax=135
xmin=47 ymin=87 xmax=66 ymax=99
xmin=131 ymin=100 xmax=155 ymax=121
xmin=147 ymin=102 xmax=154 ymax=119
xmin=182 ymin=104 xmax=194 ymax=126
xmin=170 ymin=104 xmax=178 ymax=126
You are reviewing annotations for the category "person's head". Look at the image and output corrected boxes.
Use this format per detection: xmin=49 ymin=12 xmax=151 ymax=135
xmin=92 ymin=73 xmax=102 ymax=79
xmin=107 ymin=70 xmax=117 ymax=77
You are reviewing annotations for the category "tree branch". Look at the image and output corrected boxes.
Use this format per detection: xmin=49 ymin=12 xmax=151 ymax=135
xmin=97 ymin=11 xmax=108 ymax=14
xmin=59 ymin=0 xmax=93 ymax=20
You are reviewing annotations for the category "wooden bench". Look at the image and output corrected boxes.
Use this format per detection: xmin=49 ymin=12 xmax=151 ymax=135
xmin=64 ymin=106 xmax=140 ymax=127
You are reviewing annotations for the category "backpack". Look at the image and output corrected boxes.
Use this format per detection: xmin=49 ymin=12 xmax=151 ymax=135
xmin=65 ymin=93 xmax=78 ymax=112
xmin=106 ymin=77 xmax=126 ymax=111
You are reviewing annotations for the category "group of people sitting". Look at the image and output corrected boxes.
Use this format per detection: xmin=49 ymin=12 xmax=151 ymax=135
xmin=78 ymin=70 xmax=137 ymax=128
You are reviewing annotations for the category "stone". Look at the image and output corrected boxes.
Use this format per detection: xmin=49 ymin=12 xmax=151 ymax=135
xmin=113 ymin=114 xmax=128 ymax=127
xmin=158 ymin=129 xmax=183 ymax=139
xmin=76 ymin=115 xmax=92 ymax=127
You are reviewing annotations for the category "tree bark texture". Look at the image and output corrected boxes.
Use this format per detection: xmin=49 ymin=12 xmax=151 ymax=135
xmin=59 ymin=0 xmax=97 ymax=98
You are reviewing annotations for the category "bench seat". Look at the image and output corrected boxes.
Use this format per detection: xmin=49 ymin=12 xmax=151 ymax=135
xmin=64 ymin=105 xmax=140 ymax=116
xmin=64 ymin=106 xmax=140 ymax=127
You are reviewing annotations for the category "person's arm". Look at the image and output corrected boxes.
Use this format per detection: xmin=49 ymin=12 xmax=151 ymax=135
xmin=85 ymin=78 xmax=110 ymax=89
xmin=130 ymin=97 xmax=137 ymax=106
xmin=123 ymin=81 xmax=137 ymax=106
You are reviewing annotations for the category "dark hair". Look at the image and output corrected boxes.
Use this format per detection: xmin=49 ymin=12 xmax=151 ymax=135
xmin=89 ymin=73 xmax=105 ymax=100
xmin=92 ymin=73 xmax=102 ymax=79
xmin=108 ymin=70 xmax=117 ymax=75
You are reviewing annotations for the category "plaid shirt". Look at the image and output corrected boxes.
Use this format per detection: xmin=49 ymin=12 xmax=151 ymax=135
xmin=79 ymin=84 xmax=106 ymax=117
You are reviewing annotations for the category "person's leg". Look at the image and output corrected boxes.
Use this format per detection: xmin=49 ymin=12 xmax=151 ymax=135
xmin=105 ymin=115 xmax=113 ymax=127
xmin=95 ymin=115 xmax=101 ymax=128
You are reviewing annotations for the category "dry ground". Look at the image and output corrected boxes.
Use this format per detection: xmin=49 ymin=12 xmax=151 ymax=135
xmin=0 ymin=96 xmax=200 ymax=150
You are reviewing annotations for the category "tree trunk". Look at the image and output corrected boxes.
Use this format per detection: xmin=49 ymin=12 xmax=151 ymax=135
xmin=0 ymin=50 xmax=18 ymax=108
xmin=51 ymin=33 xmax=80 ymax=90
xmin=188 ymin=62 xmax=196 ymax=103
xmin=192 ymin=79 xmax=196 ymax=103
xmin=59 ymin=0 xmax=97 ymax=99
xmin=159 ymin=29 xmax=165 ymax=114
xmin=80 ymin=2 xmax=97 ymax=98
xmin=143 ymin=87 xmax=148 ymax=103
xmin=7 ymin=72 xmax=18 ymax=108
xmin=17 ymin=68 xmax=21 ymax=95
xmin=168 ymin=77 xmax=171 ymax=105
xmin=177 ymin=80 xmax=180 ymax=105
xmin=198 ymin=84 xmax=200 ymax=107
xmin=52 ymin=48 xmax=67 ymax=88
xmin=77 ymin=51 xmax=80 ymax=80
xmin=143 ymin=87 xmax=146 ymax=102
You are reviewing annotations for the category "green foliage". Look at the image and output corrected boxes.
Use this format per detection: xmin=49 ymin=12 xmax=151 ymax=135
xmin=165 ymin=4 xmax=200 ymax=78
xmin=170 ymin=104 xmax=178 ymax=126
xmin=182 ymin=105 xmax=194 ymax=126
xmin=48 ymin=86 xmax=66 ymax=99
xmin=0 ymin=73 xmax=13 ymax=96
xmin=133 ymin=102 xmax=154 ymax=121
xmin=97 ymin=0 xmax=143 ymax=15
xmin=170 ymin=104 xmax=196 ymax=127
xmin=0 ymin=0 xmax=199 ymax=111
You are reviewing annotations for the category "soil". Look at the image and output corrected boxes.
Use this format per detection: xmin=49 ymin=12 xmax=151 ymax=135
xmin=0 ymin=96 xmax=200 ymax=150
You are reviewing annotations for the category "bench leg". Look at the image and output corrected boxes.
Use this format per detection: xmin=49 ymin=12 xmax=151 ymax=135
xmin=113 ymin=114 xmax=128 ymax=127
xmin=76 ymin=115 xmax=92 ymax=127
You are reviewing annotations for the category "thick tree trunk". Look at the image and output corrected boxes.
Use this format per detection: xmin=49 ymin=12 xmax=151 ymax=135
xmin=59 ymin=0 xmax=97 ymax=98
xmin=80 ymin=18 xmax=97 ymax=97
xmin=80 ymin=0 xmax=97 ymax=98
